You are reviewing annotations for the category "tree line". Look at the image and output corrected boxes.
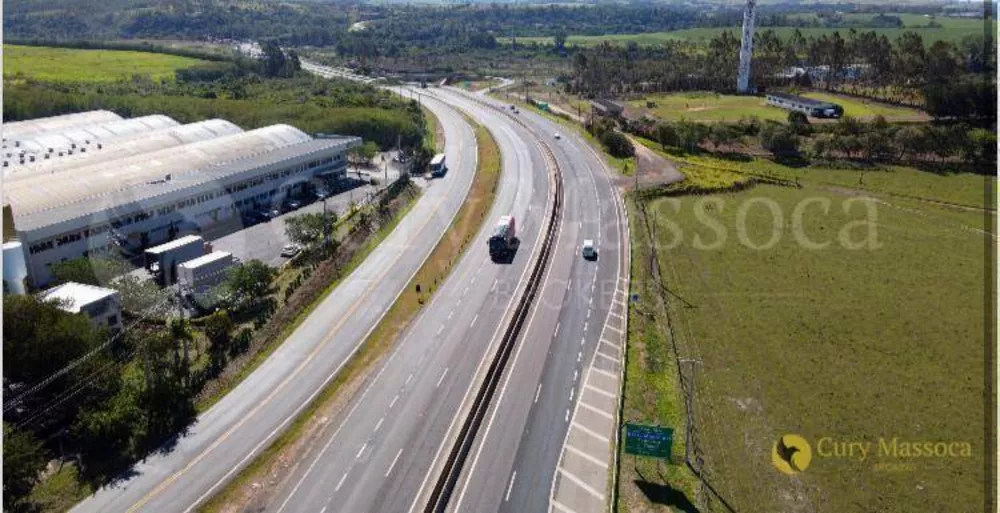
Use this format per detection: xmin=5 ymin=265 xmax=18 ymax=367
xmin=570 ymin=29 xmax=994 ymax=121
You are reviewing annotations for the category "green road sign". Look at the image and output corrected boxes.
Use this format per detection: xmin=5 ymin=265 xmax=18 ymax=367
xmin=624 ymin=423 xmax=674 ymax=459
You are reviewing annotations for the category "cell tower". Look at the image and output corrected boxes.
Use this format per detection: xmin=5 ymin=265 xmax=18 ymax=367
xmin=736 ymin=0 xmax=757 ymax=94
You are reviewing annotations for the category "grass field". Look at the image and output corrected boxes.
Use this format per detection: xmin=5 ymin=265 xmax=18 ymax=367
xmin=3 ymin=45 xmax=205 ymax=82
xmin=623 ymin=178 xmax=988 ymax=512
xmin=635 ymin=136 xmax=991 ymax=211
xmin=629 ymin=91 xmax=927 ymax=123
xmin=502 ymin=13 xmax=991 ymax=47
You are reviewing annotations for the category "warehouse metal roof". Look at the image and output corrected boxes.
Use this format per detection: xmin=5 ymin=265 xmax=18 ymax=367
xmin=146 ymin=234 xmax=204 ymax=255
xmin=6 ymin=124 xmax=312 ymax=215
xmin=179 ymin=251 xmax=232 ymax=269
xmin=14 ymin=135 xmax=358 ymax=232
xmin=2 ymin=110 xmax=124 ymax=140
xmin=5 ymin=119 xmax=243 ymax=181
xmin=3 ymin=115 xmax=181 ymax=169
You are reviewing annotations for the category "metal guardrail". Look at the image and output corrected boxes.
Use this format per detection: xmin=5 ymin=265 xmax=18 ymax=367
xmin=423 ymin=98 xmax=565 ymax=513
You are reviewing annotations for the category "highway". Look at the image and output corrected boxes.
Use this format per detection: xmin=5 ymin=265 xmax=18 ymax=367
xmin=69 ymin=89 xmax=480 ymax=513
xmin=256 ymin=74 xmax=626 ymax=513
xmin=435 ymin=89 xmax=628 ymax=513
xmin=259 ymin=84 xmax=552 ymax=513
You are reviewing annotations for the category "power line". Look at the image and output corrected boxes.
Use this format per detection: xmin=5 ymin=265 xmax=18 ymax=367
xmin=5 ymin=294 xmax=173 ymax=413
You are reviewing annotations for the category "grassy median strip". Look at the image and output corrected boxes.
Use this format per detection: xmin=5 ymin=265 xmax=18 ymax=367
xmin=199 ymin=120 xmax=501 ymax=513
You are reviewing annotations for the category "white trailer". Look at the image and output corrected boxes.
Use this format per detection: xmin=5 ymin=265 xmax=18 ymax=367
xmin=145 ymin=234 xmax=206 ymax=285
xmin=178 ymin=251 xmax=233 ymax=291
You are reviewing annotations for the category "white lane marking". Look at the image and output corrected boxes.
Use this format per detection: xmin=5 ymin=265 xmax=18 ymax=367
xmin=571 ymin=421 xmax=610 ymax=442
xmin=569 ymin=387 xmax=575 ymax=401
xmin=551 ymin=499 xmax=576 ymax=513
xmin=591 ymin=367 xmax=618 ymax=380
xmin=505 ymin=471 xmax=517 ymax=502
xmin=573 ymin=370 xmax=578 ymax=381
xmin=584 ymin=383 xmax=616 ymax=399
xmin=437 ymin=324 xmax=444 ymax=335
xmin=586 ymin=309 xmax=591 ymax=320
xmin=579 ymin=400 xmax=614 ymax=420
xmin=588 ymin=296 xmax=593 ymax=305
xmin=355 ymin=443 xmax=367 ymax=459
xmin=580 ymin=338 xmax=585 ymax=346
xmin=470 ymin=274 xmax=477 ymax=285
xmin=463 ymin=286 xmax=469 ymax=296
xmin=405 ymin=373 xmax=413 ymax=385
xmin=565 ymin=409 xmax=570 ymax=422
xmin=448 ymin=311 xmax=454 ymax=320
xmin=567 ymin=279 xmax=572 ymax=290
xmin=436 ymin=367 xmax=450 ymax=388
xmin=335 ymin=472 xmax=349 ymax=492
xmin=577 ymin=351 xmax=582 ymax=362
xmin=583 ymin=321 xmax=588 ymax=332
xmin=320 ymin=506 xmax=327 ymax=513
xmin=390 ymin=394 xmax=399 ymax=409
xmin=553 ymin=322 xmax=560 ymax=338
xmin=535 ymin=384 xmax=542 ymax=404
xmin=470 ymin=313 xmax=479 ymax=327
xmin=374 ymin=417 xmax=384 ymax=433
xmin=385 ymin=449 xmax=403 ymax=477
xmin=566 ymin=444 xmax=610 ymax=469
xmin=596 ymin=351 xmax=620 ymax=364
xmin=491 ymin=279 xmax=498 ymax=292
xmin=557 ymin=467 xmax=605 ymax=500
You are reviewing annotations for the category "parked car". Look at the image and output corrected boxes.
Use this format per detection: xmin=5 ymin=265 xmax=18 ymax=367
xmin=286 ymin=199 xmax=302 ymax=210
xmin=280 ymin=244 xmax=302 ymax=258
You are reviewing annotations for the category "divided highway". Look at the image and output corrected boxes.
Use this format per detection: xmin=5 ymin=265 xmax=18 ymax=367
xmin=260 ymin=85 xmax=552 ymax=513
xmin=70 ymin=88 xmax=480 ymax=513
xmin=433 ymin=89 xmax=628 ymax=513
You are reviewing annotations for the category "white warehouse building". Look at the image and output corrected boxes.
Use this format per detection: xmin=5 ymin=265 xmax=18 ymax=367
xmin=3 ymin=110 xmax=360 ymax=286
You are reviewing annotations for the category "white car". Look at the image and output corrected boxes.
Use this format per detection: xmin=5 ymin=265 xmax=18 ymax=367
xmin=582 ymin=239 xmax=596 ymax=259
xmin=554 ymin=132 xmax=562 ymax=140
xmin=280 ymin=244 xmax=301 ymax=258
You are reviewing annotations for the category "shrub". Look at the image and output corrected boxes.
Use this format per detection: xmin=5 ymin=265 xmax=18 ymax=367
xmin=600 ymin=130 xmax=634 ymax=158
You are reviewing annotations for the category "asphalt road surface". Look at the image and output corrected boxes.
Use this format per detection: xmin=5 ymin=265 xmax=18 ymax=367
xmin=260 ymin=85 xmax=551 ymax=513
xmin=69 ymin=87 xmax=479 ymax=513
xmin=436 ymin=88 xmax=627 ymax=513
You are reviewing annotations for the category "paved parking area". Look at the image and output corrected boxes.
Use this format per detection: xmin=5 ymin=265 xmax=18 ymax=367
xmin=210 ymin=179 xmax=376 ymax=268
xmin=550 ymin=276 xmax=628 ymax=513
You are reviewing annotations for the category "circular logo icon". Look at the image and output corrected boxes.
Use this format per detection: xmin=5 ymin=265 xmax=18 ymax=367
xmin=772 ymin=434 xmax=812 ymax=475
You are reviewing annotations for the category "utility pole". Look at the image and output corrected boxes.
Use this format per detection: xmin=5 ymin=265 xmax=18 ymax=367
xmin=678 ymin=358 xmax=702 ymax=465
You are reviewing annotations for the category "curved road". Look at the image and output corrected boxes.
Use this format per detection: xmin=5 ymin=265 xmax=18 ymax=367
xmin=257 ymin=80 xmax=627 ymax=513
xmin=258 ymin=85 xmax=552 ymax=513
xmin=439 ymin=89 xmax=628 ymax=513
xmin=70 ymin=91 xmax=480 ymax=513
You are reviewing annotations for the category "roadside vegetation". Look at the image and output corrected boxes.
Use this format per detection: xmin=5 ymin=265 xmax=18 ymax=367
xmin=200 ymin=118 xmax=502 ymax=513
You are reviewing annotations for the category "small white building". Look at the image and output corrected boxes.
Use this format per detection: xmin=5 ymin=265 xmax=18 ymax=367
xmin=41 ymin=281 xmax=123 ymax=331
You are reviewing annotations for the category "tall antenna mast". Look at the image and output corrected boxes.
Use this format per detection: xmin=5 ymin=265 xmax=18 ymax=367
xmin=736 ymin=0 xmax=757 ymax=94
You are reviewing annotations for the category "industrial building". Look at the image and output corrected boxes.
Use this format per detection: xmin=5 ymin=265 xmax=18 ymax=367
xmin=40 ymin=282 xmax=123 ymax=331
xmin=765 ymin=92 xmax=844 ymax=118
xmin=3 ymin=110 xmax=360 ymax=287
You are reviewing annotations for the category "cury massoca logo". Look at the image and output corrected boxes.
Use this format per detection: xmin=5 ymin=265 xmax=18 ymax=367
xmin=772 ymin=434 xmax=812 ymax=475
xmin=772 ymin=433 xmax=973 ymax=474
